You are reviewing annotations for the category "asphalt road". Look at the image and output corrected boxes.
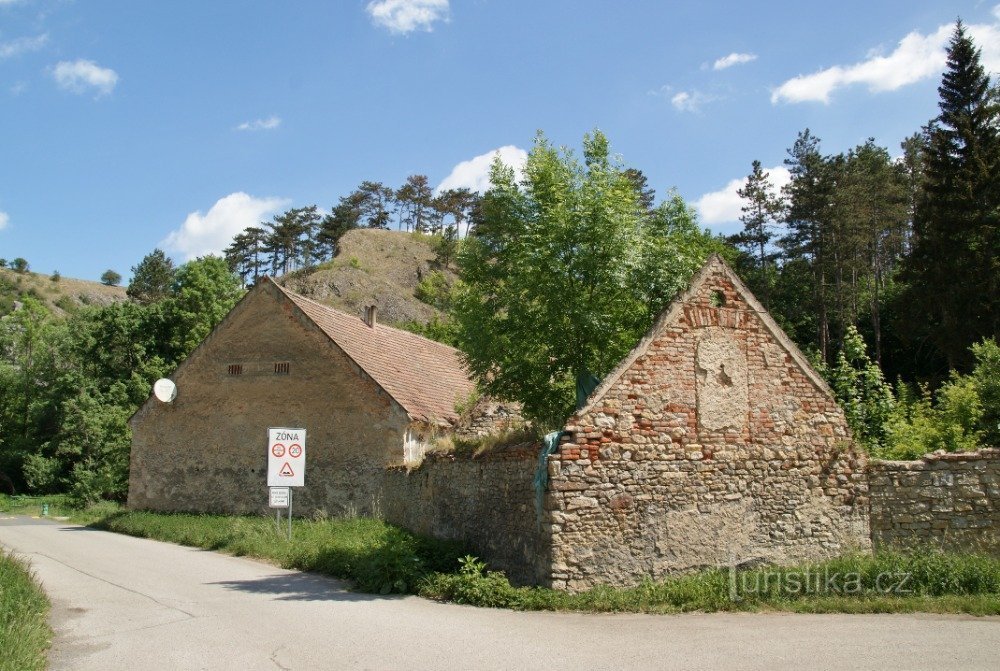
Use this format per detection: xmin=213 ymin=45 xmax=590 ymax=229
xmin=2 ymin=515 xmax=999 ymax=671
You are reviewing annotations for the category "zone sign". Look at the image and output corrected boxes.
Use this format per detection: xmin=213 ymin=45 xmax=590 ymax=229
xmin=267 ymin=427 xmax=306 ymax=487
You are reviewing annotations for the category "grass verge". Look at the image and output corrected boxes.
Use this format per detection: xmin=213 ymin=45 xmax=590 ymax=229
xmin=420 ymin=552 xmax=1000 ymax=615
xmin=4 ymin=496 xmax=999 ymax=614
xmin=0 ymin=551 xmax=51 ymax=671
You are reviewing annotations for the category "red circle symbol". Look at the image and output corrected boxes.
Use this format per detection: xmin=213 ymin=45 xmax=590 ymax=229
xmin=271 ymin=444 xmax=285 ymax=457
xmin=289 ymin=444 xmax=302 ymax=458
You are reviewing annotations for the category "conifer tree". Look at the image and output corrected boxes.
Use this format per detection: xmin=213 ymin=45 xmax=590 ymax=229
xmin=902 ymin=22 xmax=1000 ymax=370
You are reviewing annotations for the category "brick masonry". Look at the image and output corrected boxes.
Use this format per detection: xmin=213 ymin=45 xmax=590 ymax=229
xmin=543 ymin=258 xmax=871 ymax=590
xmin=870 ymin=449 xmax=1000 ymax=554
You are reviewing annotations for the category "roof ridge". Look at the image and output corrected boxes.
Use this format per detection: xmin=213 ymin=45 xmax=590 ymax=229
xmin=270 ymin=279 xmax=464 ymax=356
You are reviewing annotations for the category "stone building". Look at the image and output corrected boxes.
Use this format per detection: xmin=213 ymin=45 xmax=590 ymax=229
xmin=543 ymin=255 xmax=871 ymax=588
xmin=128 ymin=278 xmax=478 ymax=515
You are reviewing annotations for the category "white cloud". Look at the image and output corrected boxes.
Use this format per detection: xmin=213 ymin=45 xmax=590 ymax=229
xmin=695 ymin=165 xmax=791 ymax=226
xmin=713 ymin=52 xmax=757 ymax=70
xmin=366 ymin=0 xmax=449 ymax=34
xmin=236 ymin=116 xmax=281 ymax=131
xmin=436 ymin=145 xmax=528 ymax=194
xmin=671 ymin=90 xmax=715 ymax=113
xmin=162 ymin=192 xmax=290 ymax=261
xmin=0 ymin=33 xmax=48 ymax=59
xmin=772 ymin=13 xmax=1000 ymax=104
xmin=0 ymin=211 xmax=9 ymax=231
xmin=51 ymin=59 xmax=118 ymax=96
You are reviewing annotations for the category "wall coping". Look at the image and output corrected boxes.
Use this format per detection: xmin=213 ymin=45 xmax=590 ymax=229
xmin=871 ymin=448 xmax=1000 ymax=468
xmin=385 ymin=441 xmax=540 ymax=473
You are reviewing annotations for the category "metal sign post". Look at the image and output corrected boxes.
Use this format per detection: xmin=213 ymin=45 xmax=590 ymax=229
xmin=267 ymin=428 xmax=305 ymax=541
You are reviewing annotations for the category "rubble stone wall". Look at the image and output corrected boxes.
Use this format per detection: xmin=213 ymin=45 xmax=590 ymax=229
xmin=870 ymin=449 xmax=1000 ymax=554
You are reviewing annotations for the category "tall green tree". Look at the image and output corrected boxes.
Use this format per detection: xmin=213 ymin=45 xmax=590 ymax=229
xmin=318 ymin=193 xmax=364 ymax=257
xmin=902 ymin=22 xmax=1000 ymax=371
xmin=730 ymin=160 xmax=784 ymax=308
xmin=127 ymin=249 xmax=176 ymax=304
xmin=781 ymin=129 xmax=835 ymax=361
xmin=455 ymin=131 xmax=723 ymax=426
xmin=265 ymin=206 xmax=322 ymax=274
xmin=161 ymin=256 xmax=244 ymax=361
xmin=357 ymin=181 xmax=395 ymax=230
xmin=396 ymin=175 xmax=437 ymax=233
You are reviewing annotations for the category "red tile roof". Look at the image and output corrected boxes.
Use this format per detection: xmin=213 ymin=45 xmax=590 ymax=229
xmin=272 ymin=280 xmax=475 ymax=426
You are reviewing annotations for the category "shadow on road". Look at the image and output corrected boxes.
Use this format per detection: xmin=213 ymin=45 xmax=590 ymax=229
xmin=207 ymin=572 xmax=401 ymax=603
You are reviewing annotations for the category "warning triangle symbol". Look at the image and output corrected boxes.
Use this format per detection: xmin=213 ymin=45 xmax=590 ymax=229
xmin=279 ymin=462 xmax=294 ymax=477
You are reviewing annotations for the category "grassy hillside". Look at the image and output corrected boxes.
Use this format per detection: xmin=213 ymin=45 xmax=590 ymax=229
xmin=0 ymin=267 xmax=126 ymax=317
xmin=279 ymin=229 xmax=455 ymax=327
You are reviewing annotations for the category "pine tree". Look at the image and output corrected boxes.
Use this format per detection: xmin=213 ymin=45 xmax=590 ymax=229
xmin=902 ymin=22 xmax=1000 ymax=371
xmin=731 ymin=160 xmax=783 ymax=308
xmin=127 ymin=249 xmax=175 ymax=304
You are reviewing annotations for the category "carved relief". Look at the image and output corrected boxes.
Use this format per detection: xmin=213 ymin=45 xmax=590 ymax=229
xmin=695 ymin=328 xmax=748 ymax=431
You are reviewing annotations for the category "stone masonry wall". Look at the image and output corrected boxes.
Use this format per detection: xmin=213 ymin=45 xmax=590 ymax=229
xmin=545 ymin=264 xmax=871 ymax=590
xmin=129 ymin=283 xmax=409 ymax=517
xmin=870 ymin=449 xmax=1000 ymax=554
xmin=381 ymin=445 xmax=547 ymax=585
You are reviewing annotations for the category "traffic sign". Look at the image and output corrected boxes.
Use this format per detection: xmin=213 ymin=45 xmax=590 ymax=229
xmin=269 ymin=487 xmax=290 ymax=508
xmin=267 ymin=427 xmax=305 ymax=487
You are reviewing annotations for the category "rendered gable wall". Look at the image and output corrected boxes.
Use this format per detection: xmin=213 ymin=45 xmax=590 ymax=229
xmin=544 ymin=259 xmax=871 ymax=590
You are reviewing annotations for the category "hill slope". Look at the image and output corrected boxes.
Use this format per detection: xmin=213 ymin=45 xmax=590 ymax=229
xmin=278 ymin=229 xmax=455 ymax=327
xmin=0 ymin=268 xmax=126 ymax=317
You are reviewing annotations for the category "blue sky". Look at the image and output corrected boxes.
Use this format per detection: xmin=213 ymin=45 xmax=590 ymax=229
xmin=1 ymin=0 xmax=999 ymax=281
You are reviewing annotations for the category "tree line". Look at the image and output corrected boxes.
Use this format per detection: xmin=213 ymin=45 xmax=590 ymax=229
xmin=223 ymin=176 xmax=482 ymax=286
xmin=727 ymin=22 xmax=998 ymax=386
xmin=0 ymin=253 xmax=242 ymax=500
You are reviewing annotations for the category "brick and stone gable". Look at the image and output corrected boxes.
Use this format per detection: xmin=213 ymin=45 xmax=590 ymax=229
xmin=546 ymin=255 xmax=869 ymax=590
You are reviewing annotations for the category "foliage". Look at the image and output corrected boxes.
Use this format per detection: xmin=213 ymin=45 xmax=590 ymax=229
xmin=971 ymin=338 xmax=1000 ymax=447
xmin=454 ymin=130 xmax=724 ymax=427
xmin=11 ymin=258 xmax=29 ymax=273
xmin=0 ymin=256 xmax=239 ymax=499
xmin=0 ymin=551 xmax=51 ymax=671
xmin=823 ymin=325 xmax=896 ymax=451
xmin=729 ymin=160 xmax=783 ymax=307
xmin=100 ymin=269 xmax=122 ymax=286
xmin=900 ymin=23 xmax=1000 ymax=372
xmin=399 ymin=315 xmax=459 ymax=347
xmin=127 ymin=248 xmax=175 ymax=304
xmin=414 ymin=270 xmax=456 ymax=311
xmin=161 ymin=256 xmax=244 ymax=361
xmin=50 ymin=270 xmax=60 ymax=283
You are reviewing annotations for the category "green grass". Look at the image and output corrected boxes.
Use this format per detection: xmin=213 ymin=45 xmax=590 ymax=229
xmin=88 ymin=509 xmax=466 ymax=595
xmin=4 ymin=496 xmax=1000 ymax=614
xmin=419 ymin=551 xmax=1000 ymax=615
xmin=0 ymin=551 xmax=51 ymax=671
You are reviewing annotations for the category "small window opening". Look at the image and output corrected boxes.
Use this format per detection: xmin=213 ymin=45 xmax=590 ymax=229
xmin=710 ymin=290 xmax=726 ymax=307
xmin=227 ymin=364 xmax=243 ymax=376
xmin=274 ymin=362 xmax=290 ymax=375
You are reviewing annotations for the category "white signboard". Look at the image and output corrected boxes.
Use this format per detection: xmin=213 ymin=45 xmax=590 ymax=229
xmin=267 ymin=427 xmax=306 ymax=487
xmin=269 ymin=487 xmax=290 ymax=508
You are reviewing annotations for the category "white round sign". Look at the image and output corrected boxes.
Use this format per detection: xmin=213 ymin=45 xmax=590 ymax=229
xmin=153 ymin=378 xmax=177 ymax=403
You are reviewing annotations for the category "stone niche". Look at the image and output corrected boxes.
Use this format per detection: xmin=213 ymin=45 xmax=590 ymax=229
xmin=695 ymin=327 xmax=748 ymax=432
